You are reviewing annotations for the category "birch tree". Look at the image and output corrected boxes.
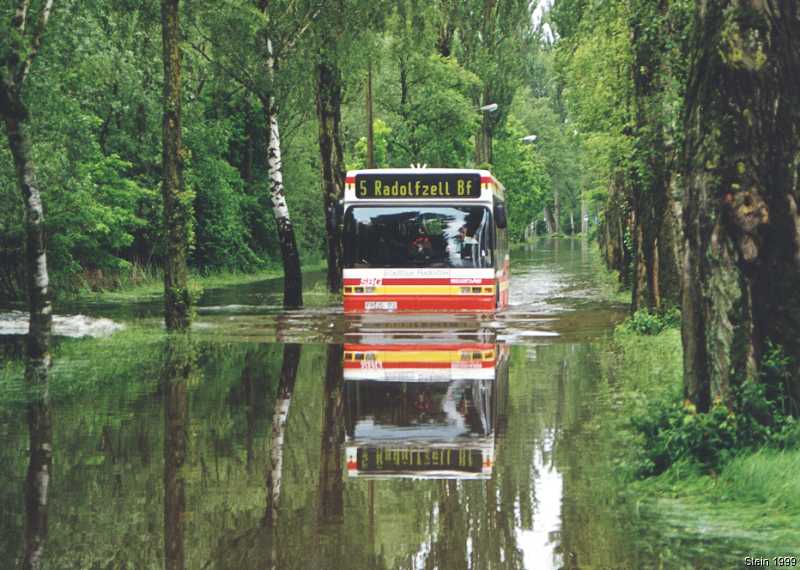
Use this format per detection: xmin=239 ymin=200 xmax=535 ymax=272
xmin=260 ymin=30 xmax=303 ymax=308
xmin=1 ymin=7 xmax=55 ymax=567
xmin=187 ymin=0 xmax=308 ymax=308
xmin=1 ymin=0 xmax=55 ymax=373
xmin=264 ymin=343 xmax=301 ymax=570
xmin=21 ymin=390 xmax=52 ymax=570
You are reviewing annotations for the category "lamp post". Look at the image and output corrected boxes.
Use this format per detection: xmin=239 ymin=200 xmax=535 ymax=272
xmin=475 ymin=103 xmax=498 ymax=165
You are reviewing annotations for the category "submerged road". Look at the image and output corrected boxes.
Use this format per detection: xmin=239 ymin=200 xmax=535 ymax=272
xmin=0 ymin=239 xmax=759 ymax=569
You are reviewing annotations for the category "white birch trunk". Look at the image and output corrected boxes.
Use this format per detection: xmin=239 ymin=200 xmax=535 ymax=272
xmin=266 ymin=38 xmax=290 ymax=224
xmin=263 ymin=37 xmax=303 ymax=307
xmin=581 ymin=199 xmax=589 ymax=235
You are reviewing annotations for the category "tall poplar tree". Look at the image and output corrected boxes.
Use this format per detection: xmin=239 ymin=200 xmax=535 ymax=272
xmin=161 ymin=0 xmax=192 ymax=330
xmin=315 ymin=39 xmax=345 ymax=294
xmin=447 ymin=0 xmax=532 ymax=166
xmin=681 ymin=0 xmax=800 ymax=410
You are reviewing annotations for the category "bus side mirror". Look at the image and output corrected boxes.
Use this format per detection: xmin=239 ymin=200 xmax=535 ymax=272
xmin=495 ymin=203 xmax=508 ymax=229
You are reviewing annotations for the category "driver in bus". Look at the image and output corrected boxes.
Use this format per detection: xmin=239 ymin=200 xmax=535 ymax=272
xmin=409 ymin=226 xmax=433 ymax=258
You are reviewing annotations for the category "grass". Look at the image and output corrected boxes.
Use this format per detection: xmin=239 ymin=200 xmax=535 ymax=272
xmin=0 ymin=325 xmax=167 ymax=406
xmin=71 ymin=259 xmax=327 ymax=304
xmin=720 ymin=449 xmax=800 ymax=510
xmin=596 ymin=319 xmax=800 ymax=551
xmin=633 ymin=449 xmax=800 ymax=512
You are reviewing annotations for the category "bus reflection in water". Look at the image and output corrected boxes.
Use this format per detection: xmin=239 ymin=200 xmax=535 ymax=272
xmin=343 ymin=342 xmax=509 ymax=479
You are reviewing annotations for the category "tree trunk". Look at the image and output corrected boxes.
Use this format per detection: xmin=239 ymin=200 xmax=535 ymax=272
xmin=264 ymin=101 xmax=303 ymax=309
xmin=316 ymin=59 xmax=345 ymax=293
xmin=161 ymin=0 xmax=191 ymax=331
xmin=658 ymin=181 xmax=684 ymax=308
xmin=318 ymin=344 xmax=344 ymax=524
xmin=553 ymin=187 xmax=561 ymax=233
xmin=629 ymin=0 xmax=672 ymax=313
xmin=162 ymin=334 xmax=193 ymax=570
xmin=581 ymin=199 xmax=589 ymax=235
xmin=631 ymin=211 xmax=648 ymax=312
xmin=598 ymin=174 xmax=633 ymax=288
xmin=241 ymin=106 xmax=255 ymax=192
xmin=22 ymin=384 xmax=52 ymax=570
xmin=265 ymin=343 xmax=301 ymax=527
xmin=681 ymin=0 xmax=800 ymax=411
xmin=3 ymin=13 xmax=56 ymax=567
xmin=543 ymin=206 xmax=555 ymax=235
xmin=263 ymin=37 xmax=302 ymax=309
xmin=3 ymin=113 xmax=52 ymax=362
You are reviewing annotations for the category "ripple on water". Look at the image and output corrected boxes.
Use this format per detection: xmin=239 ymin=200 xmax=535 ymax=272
xmin=0 ymin=310 xmax=124 ymax=338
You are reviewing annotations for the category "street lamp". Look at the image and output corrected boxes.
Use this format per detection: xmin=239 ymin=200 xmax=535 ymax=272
xmin=520 ymin=134 xmax=538 ymax=143
xmin=479 ymin=103 xmax=498 ymax=113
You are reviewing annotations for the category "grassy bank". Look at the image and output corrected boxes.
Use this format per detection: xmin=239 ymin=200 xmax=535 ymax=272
xmin=599 ymin=319 xmax=800 ymax=552
xmin=0 ymin=325 xmax=167 ymax=406
xmin=71 ymin=259 xmax=327 ymax=304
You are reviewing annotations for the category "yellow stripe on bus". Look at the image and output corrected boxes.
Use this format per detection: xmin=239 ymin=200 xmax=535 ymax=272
xmin=345 ymin=350 xmax=495 ymax=362
xmin=344 ymin=285 xmax=495 ymax=296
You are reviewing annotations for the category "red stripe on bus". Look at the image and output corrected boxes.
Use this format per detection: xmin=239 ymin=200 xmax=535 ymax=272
xmin=344 ymin=343 xmax=494 ymax=352
xmin=344 ymin=361 xmax=495 ymax=369
xmin=343 ymin=295 xmax=496 ymax=312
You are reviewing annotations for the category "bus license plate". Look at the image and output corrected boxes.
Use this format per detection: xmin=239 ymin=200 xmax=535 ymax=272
xmin=365 ymin=301 xmax=397 ymax=311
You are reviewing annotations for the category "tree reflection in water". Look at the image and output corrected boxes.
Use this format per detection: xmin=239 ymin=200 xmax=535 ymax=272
xmin=163 ymin=333 xmax=194 ymax=570
xmin=264 ymin=343 xmax=301 ymax=569
xmin=318 ymin=344 xmax=344 ymax=525
xmin=22 ymin=355 xmax=52 ymax=570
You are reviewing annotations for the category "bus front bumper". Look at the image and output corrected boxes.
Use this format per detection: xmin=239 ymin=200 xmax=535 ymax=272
xmin=343 ymin=294 xmax=496 ymax=312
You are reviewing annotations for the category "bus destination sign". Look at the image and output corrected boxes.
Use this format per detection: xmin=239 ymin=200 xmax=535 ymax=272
xmin=356 ymin=446 xmax=484 ymax=473
xmin=355 ymin=172 xmax=482 ymax=199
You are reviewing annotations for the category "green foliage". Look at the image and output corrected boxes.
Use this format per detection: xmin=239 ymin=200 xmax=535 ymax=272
xmin=348 ymin=119 xmax=392 ymax=170
xmin=492 ymin=117 xmax=551 ymax=240
xmin=609 ymin=317 xmax=799 ymax=476
xmin=714 ymin=449 xmax=800 ymax=512
xmin=184 ymin=113 xmax=260 ymax=271
xmin=760 ymin=341 xmax=798 ymax=416
xmin=384 ymin=54 xmax=481 ymax=167
xmin=622 ymin=308 xmax=681 ymax=335
xmin=629 ymin=367 xmax=800 ymax=477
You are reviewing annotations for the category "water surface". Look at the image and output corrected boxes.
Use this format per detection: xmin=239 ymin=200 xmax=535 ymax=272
xmin=2 ymin=239 xmax=778 ymax=569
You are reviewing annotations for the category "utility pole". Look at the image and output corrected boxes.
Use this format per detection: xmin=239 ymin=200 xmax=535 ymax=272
xmin=366 ymin=61 xmax=375 ymax=168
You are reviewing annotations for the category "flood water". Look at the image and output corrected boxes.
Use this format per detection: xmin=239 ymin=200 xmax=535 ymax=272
xmin=0 ymin=239 xmax=777 ymax=568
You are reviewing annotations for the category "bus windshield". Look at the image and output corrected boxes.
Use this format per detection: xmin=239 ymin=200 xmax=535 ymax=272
xmin=343 ymin=206 xmax=494 ymax=269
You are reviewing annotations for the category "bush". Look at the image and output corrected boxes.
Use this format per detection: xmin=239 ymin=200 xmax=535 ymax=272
xmin=623 ymin=308 xmax=681 ymax=336
xmin=630 ymin=377 xmax=800 ymax=477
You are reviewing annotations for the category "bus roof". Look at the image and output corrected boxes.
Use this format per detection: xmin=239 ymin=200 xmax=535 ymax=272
xmin=344 ymin=168 xmax=504 ymax=203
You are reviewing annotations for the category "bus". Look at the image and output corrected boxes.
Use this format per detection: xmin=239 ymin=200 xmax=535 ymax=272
xmin=343 ymin=341 xmax=509 ymax=479
xmin=341 ymin=168 xmax=509 ymax=312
